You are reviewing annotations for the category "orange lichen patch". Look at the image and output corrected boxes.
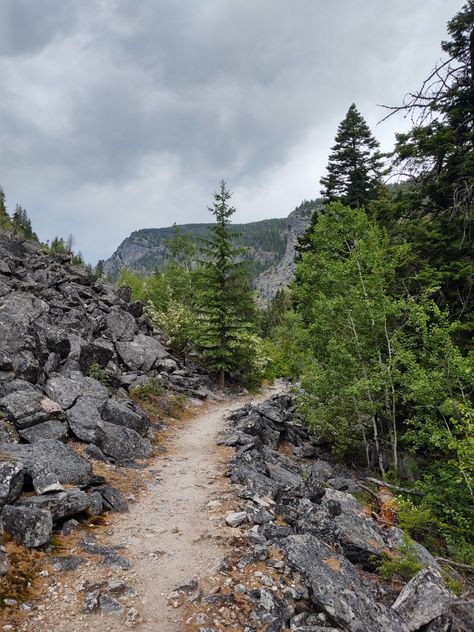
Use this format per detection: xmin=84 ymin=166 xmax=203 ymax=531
xmin=323 ymin=557 xmax=341 ymax=572
xmin=367 ymin=538 xmax=383 ymax=550
xmin=278 ymin=441 xmax=295 ymax=457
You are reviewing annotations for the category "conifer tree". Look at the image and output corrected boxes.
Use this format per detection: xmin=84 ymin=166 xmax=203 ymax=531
xmin=0 ymin=187 xmax=11 ymax=231
xmin=320 ymin=103 xmax=383 ymax=209
xmin=195 ymin=180 xmax=255 ymax=387
xmin=385 ymin=1 xmax=474 ymax=338
xmin=11 ymin=205 xmax=36 ymax=240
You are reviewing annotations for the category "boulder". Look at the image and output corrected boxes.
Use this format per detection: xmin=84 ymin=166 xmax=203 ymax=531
xmin=116 ymin=334 xmax=168 ymax=372
xmin=0 ymin=439 xmax=92 ymax=488
xmin=101 ymin=399 xmax=148 ymax=435
xmin=226 ymin=511 xmax=248 ymax=527
xmin=0 ymin=390 xmax=62 ymax=429
xmin=2 ymin=505 xmax=52 ymax=548
xmin=0 ymin=461 xmax=24 ymax=508
xmin=392 ymin=568 xmax=456 ymax=631
xmin=95 ymin=421 xmax=153 ymax=462
xmin=105 ymin=309 xmax=138 ymax=341
xmin=44 ymin=372 xmax=108 ymax=410
xmin=95 ymin=484 xmax=128 ymax=512
xmin=0 ymin=418 xmax=20 ymax=443
xmin=66 ymin=396 xmax=103 ymax=442
xmin=19 ymin=489 xmax=91 ymax=522
xmin=78 ymin=340 xmax=114 ymax=373
xmin=18 ymin=419 xmax=68 ymax=443
xmin=282 ymin=534 xmax=409 ymax=632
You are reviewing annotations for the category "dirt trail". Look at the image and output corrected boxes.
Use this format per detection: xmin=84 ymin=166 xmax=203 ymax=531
xmin=13 ymin=386 xmax=280 ymax=632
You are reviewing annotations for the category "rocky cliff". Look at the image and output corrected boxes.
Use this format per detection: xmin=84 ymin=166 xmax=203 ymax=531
xmin=254 ymin=200 xmax=320 ymax=305
xmin=0 ymin=230 xmax=211 ymax=559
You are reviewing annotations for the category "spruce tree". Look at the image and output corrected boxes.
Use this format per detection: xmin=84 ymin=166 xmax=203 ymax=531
xmin=320 ymin=103 xmax=383 ymax=209
xmin=385 ymin=1 xmax=474 ymax=338
xmin=0 ymin=187 xmax=11 ymax=231
xmin=195 ymin=181 xmax=255 ymax=387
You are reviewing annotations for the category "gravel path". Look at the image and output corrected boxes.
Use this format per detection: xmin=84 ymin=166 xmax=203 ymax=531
xmin=11 ymin=386 xmax=279 ymax=632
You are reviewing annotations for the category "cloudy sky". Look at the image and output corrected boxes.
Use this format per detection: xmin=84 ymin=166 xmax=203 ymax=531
xmin=0 ymin=0 xmax=462 ymax=262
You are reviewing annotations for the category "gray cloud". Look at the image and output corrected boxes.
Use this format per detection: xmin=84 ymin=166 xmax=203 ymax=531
xmin=0 ymin=0 xmax=462 ymax=261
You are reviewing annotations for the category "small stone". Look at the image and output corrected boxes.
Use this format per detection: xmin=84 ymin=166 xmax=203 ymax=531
xmin=225 ymin=511 xmax=247 ymax=527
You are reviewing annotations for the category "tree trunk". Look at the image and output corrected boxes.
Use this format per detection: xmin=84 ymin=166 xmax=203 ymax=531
xmin=218 ymin=369 xmax=225 ymax=389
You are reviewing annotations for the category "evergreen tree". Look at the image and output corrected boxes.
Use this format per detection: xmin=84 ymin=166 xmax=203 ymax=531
xmin=11 ymin=205 xmax=36 ymax=240
xmin=195 ymin=181 xmax=255 ymax=387
xmin=320 ymin=103 xmax=384 ymax=209
xmin=384 ymin=2 xmax=474 ymax=337
xmin=0 ymin=187 xmax=11 ymax=231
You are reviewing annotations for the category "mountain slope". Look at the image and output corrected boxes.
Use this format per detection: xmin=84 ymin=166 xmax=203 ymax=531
xmin=104 ymin=218 xmax=289 ymax=282
xmin=104 ymin=199 xmax=321 ymax=304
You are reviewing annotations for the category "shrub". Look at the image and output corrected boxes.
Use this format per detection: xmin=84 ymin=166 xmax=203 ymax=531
xmin=375 ymin=535 xmax=424 ymax=582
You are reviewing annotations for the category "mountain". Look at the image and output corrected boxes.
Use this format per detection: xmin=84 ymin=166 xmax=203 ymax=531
xmin=104 ymin=199 xmax=321 ymax=304
xmin=254 ymin=200 xmax=321 ymax=304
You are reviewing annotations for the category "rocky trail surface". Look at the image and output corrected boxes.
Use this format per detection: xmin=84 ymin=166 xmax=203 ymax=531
xmin=1 ymin=387 xmax=282 ymax=632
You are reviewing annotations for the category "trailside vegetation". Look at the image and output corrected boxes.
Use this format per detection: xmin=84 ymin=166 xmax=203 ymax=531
xmin=264 ymin=3 xmax=473 ymax=563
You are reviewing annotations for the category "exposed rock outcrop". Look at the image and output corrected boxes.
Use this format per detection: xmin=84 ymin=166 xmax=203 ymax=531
xmin=0 ymin=230 xmax=210 ymax=549
xmin=192 ymin=395 xmax=471 ymax=632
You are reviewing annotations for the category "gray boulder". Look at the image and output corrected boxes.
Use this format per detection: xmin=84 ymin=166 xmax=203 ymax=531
xmin=44 ymin=372 xmax=108 ymax=410
xmin=0 ymin=390 xmax=62 ymax=429
xmin=392 ymin=567 xmax=456 ymax=631
xmin=18 ymin=419 xmax=68 ymax=443
xmin=66 ymin=396 xmax=103 ymax=442
xmin=96 ymin=484 xmax=128 ymax=512
xmin=105 ymin=309 xmax=138 ymax=341
xmin=101 ymin=399 xmax=148 ymax=435
xmin=95 ymin=421 xmax=153 ymax=462
xmin=19 ymin=489 xmax=91 ymax=522
xmin=0 ymin=439 xmax=92 ymax=488
xmin=2 ymin=505 xmax=52 ymax=548
xmin=78 ymin=340 xmax=114 ymax=373
xmin=282 ymin=534 xmax=409 ymax=632
xmin=116 ymin=334 xmax=168 ymax=372
xmin=0 ymin=418 xmax=20 ymax=443
xmin=0 ymin=460 xmax=24 ymax=508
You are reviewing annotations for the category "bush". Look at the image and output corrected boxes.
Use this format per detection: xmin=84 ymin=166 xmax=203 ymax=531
xmin=88 ymin=363 xmax=111 ymax=386
xmin=375 ymin=535 xmax=424 ymax=582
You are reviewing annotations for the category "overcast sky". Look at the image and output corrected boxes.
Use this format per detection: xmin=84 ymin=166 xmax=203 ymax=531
xmin=0 ymin=0 xmax=462 ymax=262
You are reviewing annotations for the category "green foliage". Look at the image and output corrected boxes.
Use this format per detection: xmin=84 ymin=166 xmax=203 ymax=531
xmin=375 ymin=535 xmax=424 ymax=582
xmin=293 ymin=203 xmax=409 ymax=469
xmin=194 ymin=181 xmax=257 ymax=386
xmin=88 ymin=363 xmax=111 ymax=386
xmin=0 ymin=187 xmax=12 ymax=231
xmin=129 ymin=380 xmax=187 ymax=420
xmin=387 ymin=2 xmax=474 ymax=342
xmin=320 ymin=103 xmax=384 ymax=209
xmin=263 ymin=310 xmax=311 ymax=380
xmin=10 ymin=205 xmax=37 ymax=240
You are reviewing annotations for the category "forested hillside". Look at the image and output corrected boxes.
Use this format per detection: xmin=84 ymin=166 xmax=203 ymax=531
xmin=103 ymin=217 xmax=290 ymax=282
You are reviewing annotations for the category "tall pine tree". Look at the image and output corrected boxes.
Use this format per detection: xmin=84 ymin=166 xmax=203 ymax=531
xmin=385 ymin=1 xmax=474 ymax=338
xmin=195 ymin=181 xmax=255 ymax=387
xmin=320 ymin=103 xmax=383 ymax=209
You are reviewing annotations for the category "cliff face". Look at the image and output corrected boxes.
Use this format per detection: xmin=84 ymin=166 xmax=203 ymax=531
xmin=254 ymin=201 xmax=320 ymax=305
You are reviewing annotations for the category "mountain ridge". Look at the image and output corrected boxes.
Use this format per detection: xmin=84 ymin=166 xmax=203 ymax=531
xmin=104 ymin=199 xmax=321 ymax=304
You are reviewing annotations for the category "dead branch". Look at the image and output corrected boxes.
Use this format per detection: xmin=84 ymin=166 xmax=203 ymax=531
xmin=363 ymin=477 xmax=425 ymax=496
